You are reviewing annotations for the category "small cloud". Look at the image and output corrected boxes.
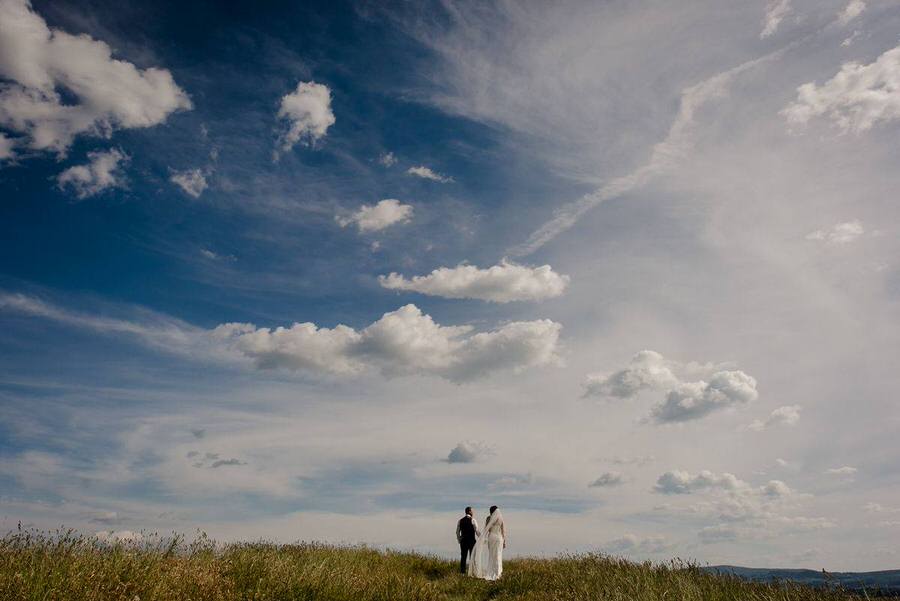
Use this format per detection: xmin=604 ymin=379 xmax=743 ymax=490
xmin=200 ymin=249 xmax=236 ymax=261
xmin=589 ymin=471 xmax=625 ymax=488
xmin=602 ymin=534 xmax=671 ymax=555
xmin=805 ymin=220 xmax=864 ymax=244
xmin=698 ymin=525 xmax=739 ymax=543
xmin=406 ymin=165 xmax=454 ymax=183
xmin=186 ymin=451 xmax=199 ymax=458
xmin=170 ymin=168 xmax=209 ymax=198
xmin=337 ymin=199 xmax=413 ymax=232
xmin=57 ymin=149 xmax=128 ymax=199
xmin=761 ymin=0 xmax=791 ymax=38
xmin=490 ymin=473 xmax=534 ymax=489
xmin=276 ymin=81 xmax=335 ymax=155
xmin=190 ymin=428 xmax=206 ymax=439
xmin=95 ymin=530 xmax=143 ymax=544
xmin=446 ymin=441 xmax=491 ymax=464
xmin=379 ymin=260 xmax=569 ymax=303
xmin=825 ymin=466 xmax=857 ymax=476
xmin=837 ymin=0 xmax=866 ymax=26
xmin=210 ymin=458 xmax=245 ymax=468
xmin=0 ymin=133 xmax=16 ymax=161
xmin=747 ymin=405 xmax=801 ymax=431
xmin=88 ymin=511 xmax=121 ymax=525
xmin=378 ymin=152 xmax=397 ymax=167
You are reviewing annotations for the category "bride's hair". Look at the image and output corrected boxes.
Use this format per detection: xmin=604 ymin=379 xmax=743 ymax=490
xmin=489 ymin=505 xmax=498 ymax=514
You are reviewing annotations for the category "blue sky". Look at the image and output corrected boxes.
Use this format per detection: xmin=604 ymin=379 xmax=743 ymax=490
xmin=2 ymin=0 xmax=900 ymax=569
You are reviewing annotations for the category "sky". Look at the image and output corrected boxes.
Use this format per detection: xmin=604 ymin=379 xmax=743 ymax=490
xmin=1 ymin=0 xmax=899 ymax=571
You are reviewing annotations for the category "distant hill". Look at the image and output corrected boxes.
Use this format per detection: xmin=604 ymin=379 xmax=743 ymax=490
xmin=706 ymin=566 xmax=900 ymax=596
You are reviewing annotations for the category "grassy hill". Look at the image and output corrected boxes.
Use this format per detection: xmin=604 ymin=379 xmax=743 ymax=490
xmin=0 ymin=529 xmax=876 ymax=600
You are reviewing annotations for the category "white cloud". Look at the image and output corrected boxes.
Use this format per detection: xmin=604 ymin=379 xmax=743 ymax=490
xmin=215 ymin=303 xmax=562 ymax=383
xmin=406 ymin=165 xmax=454 ymax=183
xmin=378 ymin=260 xmax=569 ymax=303
xmin=275 ymin=81 xmax=335 ymax=153
xmin=584 ymin=351 xmax=758 ymax=423
xmin=95 ymin=530 xmax=143 ymax=544
xmin=654 ymin=470 xmax=748 ymax=494
xmin=805 ymin=220 xmax=864 ymax=244
xmin=825 ymin=466 xmax=857 ymax=476
xmin=582 ymin=350 xmax=679 ymax=399
xmin=761 ymin=0 xmax=792 ymax=38
xmin=783 ymin=45 xmax=900 ymax=133
xmin=602 ymin=534 xmax=671 ymax=555
xmin=0 ymin=0 xmax=191 ymax=157
xmin=337 ymin=199 xmax=413 ymax=232
xmin=170 ymin=168 xmax=209 ymax=198
xmin=650 ymin=371 xmax=759 ymax=423
xmin=447 ymin=441 xmax=491 ymax=463
xmin=837 ymin=0 xmax=866 ymax=26
xmin=589 ymin=471 xmax=624 ymax=488
xmin=56 ymin=148 xmax=128 ymax=198
xmin=378 ymin=151 xmax=397 ymax=167
xmin=747 ymin=404 xmax=801 ymax=431
xmin=864 ymin=502 xmax=900 ymax=514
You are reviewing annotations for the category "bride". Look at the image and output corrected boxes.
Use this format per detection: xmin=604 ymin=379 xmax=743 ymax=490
xmin=467 ymin=505 xmax=506 ymax=580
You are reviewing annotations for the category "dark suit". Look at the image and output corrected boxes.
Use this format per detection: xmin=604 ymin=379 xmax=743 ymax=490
xmin=457 ymin=514 xmax=477 ymax=573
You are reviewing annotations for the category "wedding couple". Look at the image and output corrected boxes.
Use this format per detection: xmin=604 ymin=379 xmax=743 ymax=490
xmin=456 ymin=505 xmax=506 ymax=580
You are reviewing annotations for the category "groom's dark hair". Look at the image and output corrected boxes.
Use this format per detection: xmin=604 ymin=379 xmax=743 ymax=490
xmin=489 ymin=505 xmax=498 ymax=514
xmin=465 ymin=506 xmax=473 ymax=515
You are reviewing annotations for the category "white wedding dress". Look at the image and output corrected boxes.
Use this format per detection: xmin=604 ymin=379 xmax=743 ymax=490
xmin=467 ymin=510 xmax=504 ymax=580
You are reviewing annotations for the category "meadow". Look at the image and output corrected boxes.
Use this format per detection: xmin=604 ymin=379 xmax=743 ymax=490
xmin=0 ymin=528 xmax=873 ymax=601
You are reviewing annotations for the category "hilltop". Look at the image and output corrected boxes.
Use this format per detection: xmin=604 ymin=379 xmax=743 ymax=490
xmin=1 ymin=530 xmax=884 ymax=600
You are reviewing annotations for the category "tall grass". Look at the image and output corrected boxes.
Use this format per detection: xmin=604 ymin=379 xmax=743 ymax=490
xmin=0 ymin=528 xmax=867 ymax=600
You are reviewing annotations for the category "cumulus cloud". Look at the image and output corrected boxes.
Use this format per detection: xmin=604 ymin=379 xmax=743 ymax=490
xmin=589 ymin=471 xmax=625 ymax=488
xmin=654 ymin=470 xmax=748 ymax=494
xmin=584 ymin=351 xmax=758 ymax=423
xmin=649 ymin=371 xmax=758 ymax=423
xmin=337 ymin=199 xmax=413 ymax=232
xmin=378 ymin=151 xmax=397 ymax=167
xmin=406 ymin=165 xmax=454 ymax=183
xmin=825 ymin=466 xmax=857 ymax=476
xmin=214 ymin=303 xmax=562 ymax=382
xmin=837 ymin=0 xmax=866 ymax=25
xmin=783 ymin=45 xmax=900 ymax=132
xmin=447 ymin=441 xmax=492 ymax=463
xmin=761 ymin=0 xmax=792 ymax=38
xmin=602 ymin=534 xmax=671 ymax=555
xmin=0 ymin=0 xmax=191 ymax=157
xmin=56 ymin=148 xmax=128 ymax=198
xmin=747 ymin=405 xmax=801 ymax=431
xmin=275 ymin=81 xmax=335 ymax=154
xmin=583 ymin=350 xmax=679 ymax=399
xmin=805 ymin=220 xmax=864 ymax=244
xmin=170 ymin=168 xmax=209 ymax=198
xmin=378 ymin=260 xmax=569 ymax=303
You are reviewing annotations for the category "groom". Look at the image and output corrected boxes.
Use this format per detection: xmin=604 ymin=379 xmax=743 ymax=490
xmin=456 ymin=506 xmax=479 ymax=573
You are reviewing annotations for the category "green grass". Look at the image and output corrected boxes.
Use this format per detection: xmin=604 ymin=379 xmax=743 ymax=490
xmin=0 ymin=528 xmax=867 ymax=601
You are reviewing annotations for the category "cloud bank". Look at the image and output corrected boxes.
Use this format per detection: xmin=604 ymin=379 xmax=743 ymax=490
xmin=379 ymin=260 xmax=569 ymax=303
xmin=215 ymin=304 xmax=562 ymax=382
